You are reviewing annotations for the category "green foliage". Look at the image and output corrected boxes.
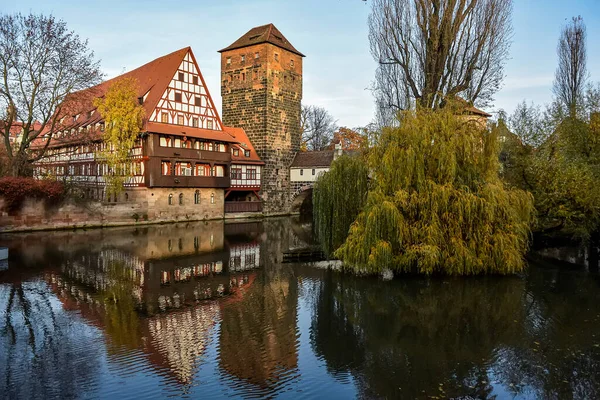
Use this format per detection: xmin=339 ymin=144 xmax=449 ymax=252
xmin=334 ymin=107 xmax=534 ymax=275
xmin=94 ymin=77 xmax=145 ymax=196
xmin=528 ymin=116 xmax=600 ymax=239
xmin=313 ymin=155 xmax=369 ymax=256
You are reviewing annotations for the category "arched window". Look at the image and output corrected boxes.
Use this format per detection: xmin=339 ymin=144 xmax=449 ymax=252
xmin=168 ymin=194 xmax=173 ymax=205
xmin=179 ymin=193 xmax=184 ymax=205
xmin=210 ymin=193 xmax=215 ymax=204
xmin=194 ymin=190 xmax=200 ymax=204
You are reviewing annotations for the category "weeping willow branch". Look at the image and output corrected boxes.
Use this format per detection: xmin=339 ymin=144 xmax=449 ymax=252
xmin=334 ymin=106 xmax=534 ymax=275
xmin=313 ymin=155 xmax=369 ymax=257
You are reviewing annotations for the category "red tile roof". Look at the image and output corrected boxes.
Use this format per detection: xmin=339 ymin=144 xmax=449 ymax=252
xmin=36 ymin=47 xmax=238 ymax=147
xmin=146 ymin=122 xmax=238 ymax=143
xmin=224 ymin=126 xmax=264 ymax=165
xmin=219 ymin=23 xmax=305 ymax=57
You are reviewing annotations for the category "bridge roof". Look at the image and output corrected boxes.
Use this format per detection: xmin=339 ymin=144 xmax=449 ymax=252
xmin=291 ymin=151 xmax=335 ymax=168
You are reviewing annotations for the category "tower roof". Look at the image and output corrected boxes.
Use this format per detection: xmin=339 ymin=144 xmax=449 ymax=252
xmin=218 ymin=23 xmax=305 ymax=57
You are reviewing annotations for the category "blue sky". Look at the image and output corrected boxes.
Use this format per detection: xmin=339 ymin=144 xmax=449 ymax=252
xmin=2 ymin=0 xmax=599 ymax=128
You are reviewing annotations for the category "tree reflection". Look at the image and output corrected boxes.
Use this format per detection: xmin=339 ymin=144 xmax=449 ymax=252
xmin=0 ymin=280 xmax=102 ymax=399
xmin=218 ymin=267 xmax=299 ymax=394
xmin=310 ymin=267 xmax=600 ymax=399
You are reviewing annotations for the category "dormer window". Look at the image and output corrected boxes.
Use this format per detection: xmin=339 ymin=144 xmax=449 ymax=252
xmin=244 ymin=150 xmax=250 ymax=157
xmin=99 ymin=122 xmax=105 ymax=132
xmin=178 ymin=72 xmax=184 ymax=81
xmin=233 ymin=148 xmax=239 ymax=156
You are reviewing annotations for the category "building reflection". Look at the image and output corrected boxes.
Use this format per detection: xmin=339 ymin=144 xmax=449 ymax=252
xmin=35 ymin=220 xmax=264 ymax=386
xmin=217 ymin=219 xmax=299 ymax=394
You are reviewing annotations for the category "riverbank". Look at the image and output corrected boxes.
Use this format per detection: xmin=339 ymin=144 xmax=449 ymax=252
xmin=0 ymin=195 xmax=298 ymax=233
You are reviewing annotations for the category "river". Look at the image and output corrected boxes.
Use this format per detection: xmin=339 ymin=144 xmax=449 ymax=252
xmin=1 ymin=217 xmax=599 ymax=399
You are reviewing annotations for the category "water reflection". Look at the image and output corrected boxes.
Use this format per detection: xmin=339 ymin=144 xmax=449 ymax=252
xmin=1 ymin=218 xmax=600 ymax=399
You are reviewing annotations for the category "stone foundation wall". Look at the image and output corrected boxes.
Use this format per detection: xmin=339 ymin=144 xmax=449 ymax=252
xmin=0 ymin=187 xmax=225 ymax=232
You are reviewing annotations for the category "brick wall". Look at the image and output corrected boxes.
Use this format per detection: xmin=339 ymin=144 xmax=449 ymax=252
xmin=221 ymin=43 xmax=302 ymax=215
xmin=0 ymin=187 xmax=225 ymax=232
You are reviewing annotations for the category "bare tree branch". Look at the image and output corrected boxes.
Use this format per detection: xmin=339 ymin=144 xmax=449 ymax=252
xmin=553 ymin=16 xmax=588 ymax=118
xmin=369 ymin=0 xmax=513 ymax=118
xmin=0 ymin=13 xmax=103 ymax=176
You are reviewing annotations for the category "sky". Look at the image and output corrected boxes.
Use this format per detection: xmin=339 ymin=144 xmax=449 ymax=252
xmin=1 ymin=0 xmax=599 ymax=128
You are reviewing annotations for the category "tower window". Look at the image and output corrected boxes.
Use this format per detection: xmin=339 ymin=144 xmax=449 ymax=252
xmin=178 ymin=72 xmax=184 ymax=81
xmin=227 ymin=57 xmax=231 ymax=65
xmin=193 ymin=76 xmax=198 ymax=85
xmin=255 ymin=52 xmax=259 ymax=59
xmin=274 ymin=53 xmax=279 ymax=61
xmin=241 ymin=72 xmax=246 ymax=81
xmin=290 ymin=59 xmax=295 ymax=67
xmin=195 ymin=96 xmax=201 ymax=106
xmin=241 ymin=55 xmax=245 ymax=63
xmin=174 ymin=92 xmax=182 ymax=102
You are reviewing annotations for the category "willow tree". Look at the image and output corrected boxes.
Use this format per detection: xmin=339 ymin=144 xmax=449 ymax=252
xmin=335 ymin=106 xmax=534 ymax=275
xmin=94 ymin=77 xmax=145 ymax=195
xmin=313 ymin=155 xmax=369 ymax=257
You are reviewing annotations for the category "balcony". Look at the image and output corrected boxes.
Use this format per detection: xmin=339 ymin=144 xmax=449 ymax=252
xmin=225 ymin=201 xmax=263 ymax=213
xmin=152 ymin=146 xmax=231 ymax=162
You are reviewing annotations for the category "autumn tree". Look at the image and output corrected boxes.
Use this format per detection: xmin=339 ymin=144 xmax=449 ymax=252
xmin=328 ymin=127 xmax=368 ymax=150
xmin=369 ymin=0 xmax=513 ymax=113
xmin=301 ymin=104 xmax=338 ymax=151
xmin=94 ymin=77 xmax=145 ymax=196
xmin=0 ymin=13 xmax=102 ymax=176
xmin=553 ymin=16 xmax=588 ymax=118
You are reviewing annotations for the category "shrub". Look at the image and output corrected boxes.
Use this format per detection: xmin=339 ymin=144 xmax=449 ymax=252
xmin=0 ymin=177 xmax=66 ymax=213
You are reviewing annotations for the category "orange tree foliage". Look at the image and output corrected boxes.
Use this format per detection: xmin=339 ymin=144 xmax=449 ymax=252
xmin=328 ymin=127 xmax=367 ymax=150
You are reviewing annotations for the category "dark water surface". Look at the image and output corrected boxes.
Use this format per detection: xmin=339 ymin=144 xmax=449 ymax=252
xmin=1 ymin=218 xmax=599 ymax=399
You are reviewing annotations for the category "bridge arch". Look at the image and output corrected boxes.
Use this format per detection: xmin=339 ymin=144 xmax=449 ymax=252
xmin=290 ymin=184 xmax=313 ymax=215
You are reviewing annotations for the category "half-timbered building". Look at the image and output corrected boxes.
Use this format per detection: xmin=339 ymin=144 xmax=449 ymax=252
xmin=33 ymin=47 xmax=264 ymax=219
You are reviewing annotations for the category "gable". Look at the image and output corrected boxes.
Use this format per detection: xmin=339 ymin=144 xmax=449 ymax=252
xmin=149 ymin=50 xmax=223 ymax=131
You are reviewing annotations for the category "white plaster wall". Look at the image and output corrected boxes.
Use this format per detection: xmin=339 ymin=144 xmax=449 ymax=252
xmin=290 ymin=167 xmax=329 ymax=182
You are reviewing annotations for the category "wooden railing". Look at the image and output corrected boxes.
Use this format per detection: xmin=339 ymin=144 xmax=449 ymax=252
xmin=225 ymin=201 xmax=263 ymax=213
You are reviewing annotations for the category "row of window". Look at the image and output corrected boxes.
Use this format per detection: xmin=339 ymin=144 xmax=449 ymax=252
xmin=158 ymin=135 xmax=226 ymax=151
xmin=173 ymin=92 xmax=203 ymax=106
xmin=232 ymin=148 xmax=251 ymax=157
xmin=226 ymin=53 xmax=295 ymax=67
xmin=161 ymin=161 xmax=225 ymax=177
xmin=35 ymin=162 xmax=143 ymax=177
xmin=167 ymin=191 xmax=215 ymax=206
xmin=299 ymin=169 xmax=317 ymax=176
xmin=231 ymin=167 xmax=257 ymax=180
xmin=160 ymin=112 xmax=215 ymax=129
xmin=177 ymin=71 xmax=199 ymax=85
